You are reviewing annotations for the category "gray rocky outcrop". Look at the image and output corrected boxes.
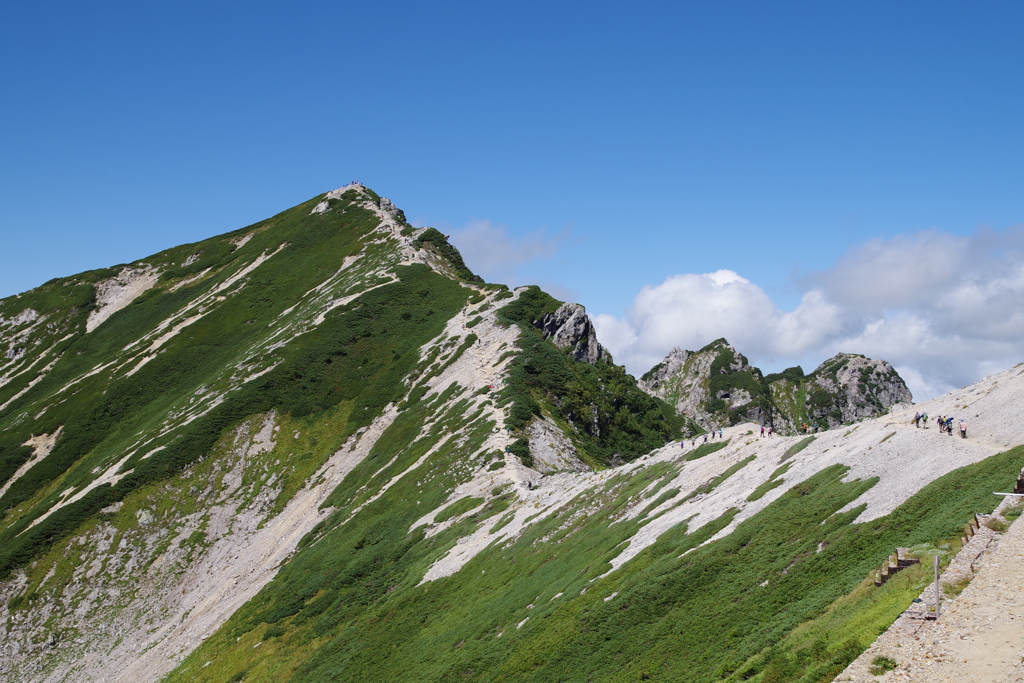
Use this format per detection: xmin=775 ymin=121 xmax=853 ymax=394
xmin=537 ymin=303 xmax=607 ymax=365
xmin=526 ymin=414 xmax=589 ymax=474
xmin=639 ymin=339 xmax=757 ymax=431
xmin=806 ymin=353 xmax=912 ymax=425
xmin=639 ymin=341 xmax=912 ymax=433
xmin=638 ymin=347 xmax=689 ymax=395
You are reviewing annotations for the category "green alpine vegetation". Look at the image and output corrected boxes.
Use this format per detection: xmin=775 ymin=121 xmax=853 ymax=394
xmin=0 ymin=183 xmax=1020 ymax=683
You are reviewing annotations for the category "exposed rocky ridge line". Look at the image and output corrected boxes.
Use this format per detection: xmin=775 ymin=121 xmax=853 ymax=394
xmin=639 ymin=339 xmax=754 ymax=429
xmin=537 ymin=302 xmax=607 ymax=365
xmin=310 ymin=182 xmax=469 ymax=280
xmin=639 ymin=339 xmax=912 ymax=432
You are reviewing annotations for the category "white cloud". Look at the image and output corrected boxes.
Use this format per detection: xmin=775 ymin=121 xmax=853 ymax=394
xmin=446 ymin=220 xmax=569 ymax=287
xmin=596 ymin=226 xmax=1024 ymax=401
xmin=595 ymin=270 xmax=844 ymax=374
xmin=814 ymin=230 xmax=968 ymax=309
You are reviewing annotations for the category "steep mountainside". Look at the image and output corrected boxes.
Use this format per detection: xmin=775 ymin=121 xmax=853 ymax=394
xmin=640 ymin=339 xmax=911 ymax=432
xmin=0 ymin=186 xmax=1018 ymax=683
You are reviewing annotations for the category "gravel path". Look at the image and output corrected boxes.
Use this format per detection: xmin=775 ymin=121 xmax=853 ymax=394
xmin=836 ymin=509 xmax=1024 ymax=682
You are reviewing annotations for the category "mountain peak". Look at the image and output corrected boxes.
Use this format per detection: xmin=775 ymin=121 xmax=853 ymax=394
xmin=307 ymin=184 xmax=481 ymax=283
xmin=639 ymin=340 xmax=911 ymax=432
xmin=0 ymin=185 xmax=1013 ymax=683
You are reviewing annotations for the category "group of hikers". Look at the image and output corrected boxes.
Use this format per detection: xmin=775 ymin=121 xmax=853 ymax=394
xmin=758 ymin=422 xmax=823 ymax=438
xmin=673 ymin=410 xmax=969 ymax=455
xmin=679 ymin=421 xmax=826 ymax=447
xmin=914 ymin=411 xmax=967 ymax=438
xmin=680 ymin=428 xmax=726 ymax=448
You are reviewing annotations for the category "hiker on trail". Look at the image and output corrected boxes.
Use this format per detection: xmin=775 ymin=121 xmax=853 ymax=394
xmin=768 ymin=426 xmax=773 ymax=437
xmin=718 ymin=428 xmax=723 ymax=438
xmin=760 ymin=426 xmax=765 ymax=438
xmin=703 ymin=434 xmax=708 ymax=444
xmin=921 ymin=412 xmax=928 ymax=428
xmin=937 ymin=415 xmax=945 ymax=432
xmin=913 ymin=412 xmax=920 ymax=428
xmin=946 ymin=416 xmax=954 ymax=435
xmin=959 ymin=419 xmax=967 ymax=439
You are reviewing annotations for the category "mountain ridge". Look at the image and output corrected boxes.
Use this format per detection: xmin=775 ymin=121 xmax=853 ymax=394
xmin=639 ymin=339 xmax=912 ymax=433
xmin=0 ymin=185 xmax=1019 ymax=683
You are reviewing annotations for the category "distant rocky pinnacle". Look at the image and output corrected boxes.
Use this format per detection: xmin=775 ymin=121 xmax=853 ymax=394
xmin=537 ymin=302 xmax=607 ymax=365
xmin=639 ymin=339 xmax=911 ymax=432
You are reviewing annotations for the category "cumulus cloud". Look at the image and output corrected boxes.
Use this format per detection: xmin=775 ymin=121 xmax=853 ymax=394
xmin=446 ymin=220 xmax=569 ymax=287
xmin=596 ymin=226 xmax=1024 ymax=401
xmin=595 ymin=270 xmax=843 ymax=374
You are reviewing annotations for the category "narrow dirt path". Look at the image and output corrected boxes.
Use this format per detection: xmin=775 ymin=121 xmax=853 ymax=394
xmin=836 ymin=510 xmax=1024 ymax=682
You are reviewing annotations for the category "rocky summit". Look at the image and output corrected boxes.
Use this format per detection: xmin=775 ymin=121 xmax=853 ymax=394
xmin=0 ymin=185 xmax=1020 ymax=683
xmin=640 ymin=339 xmax=912 ymax=433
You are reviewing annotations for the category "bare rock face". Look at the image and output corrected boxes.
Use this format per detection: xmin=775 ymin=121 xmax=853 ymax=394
xmin=526 ymin=415 xmax=589 ymax=473
xmin=639 ymin=342 xmax=912 ymax=433
xmin=640 ymin=339 xmax=758 ymax=431
xmin=637 ymin=347 xmax=689 ymax=394
xmin=806 ymin=353 xmax=912 ymax=425
xmin=537 ymin=303 xmax=607 ymax=365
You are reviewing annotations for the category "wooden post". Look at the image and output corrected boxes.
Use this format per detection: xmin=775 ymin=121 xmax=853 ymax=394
xmin=933 ymin=554 xmax=941 ymax=619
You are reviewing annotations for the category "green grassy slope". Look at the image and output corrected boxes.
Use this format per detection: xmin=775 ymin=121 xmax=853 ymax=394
xmin=166 ymin=442 xmax=1023 ymax=683
xmin=2 ymin=185 xmax=1020 ymax=683
xmin=0 ymin=187 xmax=468 ymax=579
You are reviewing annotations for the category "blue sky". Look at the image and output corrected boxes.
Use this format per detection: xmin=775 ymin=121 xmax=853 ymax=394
xmin=2 ymin=1 xmax=1023 ymax=399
